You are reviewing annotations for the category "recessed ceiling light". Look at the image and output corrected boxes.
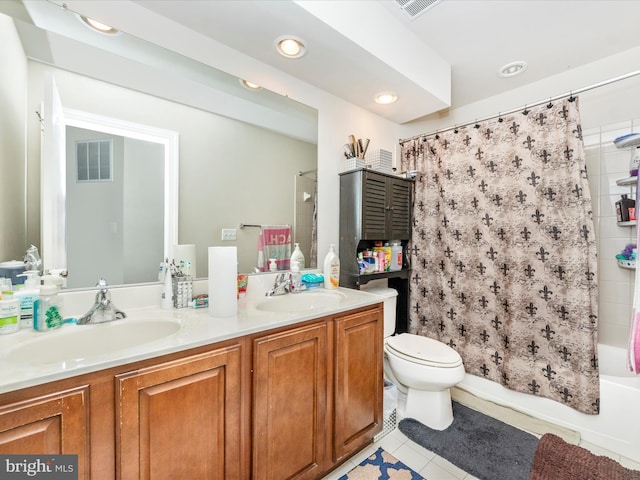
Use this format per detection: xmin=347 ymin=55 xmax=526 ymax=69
xmin=78 ymin=15 xmax=120 ymax=35
xmin=275 ymin=35 xmax=306 ymax=59
xmin=498 ymin=61 xmax=528 ymax=78
xmin=374 ymin=92 xmax=398 ymax=105
xmin=239 ymin=79 xmax=262 ymax=90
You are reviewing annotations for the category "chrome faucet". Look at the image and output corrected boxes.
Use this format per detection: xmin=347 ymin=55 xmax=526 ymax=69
xmin=265 ymin=273 xmax=291 ymax=296
xmin=77 ymin=278 xmax=126 ymax=324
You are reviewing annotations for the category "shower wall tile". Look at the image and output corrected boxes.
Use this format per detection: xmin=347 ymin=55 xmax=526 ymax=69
xmin=588 ymin=120 xmax=637 ymax=349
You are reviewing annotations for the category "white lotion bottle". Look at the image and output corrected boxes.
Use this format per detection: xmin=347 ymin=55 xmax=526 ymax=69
xmin=290 ymin=243 xmax=305 ymax=269
xmin=323 ymin=244 xmax=340 ymax=289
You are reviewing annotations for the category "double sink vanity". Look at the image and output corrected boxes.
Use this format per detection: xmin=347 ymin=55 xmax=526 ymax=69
xmin=0 ymin=276 xmax=384 ymax=479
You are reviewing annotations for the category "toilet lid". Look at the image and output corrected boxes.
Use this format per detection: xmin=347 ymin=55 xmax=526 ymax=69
xmin=386 ymin=333 xmax=462 ymax=367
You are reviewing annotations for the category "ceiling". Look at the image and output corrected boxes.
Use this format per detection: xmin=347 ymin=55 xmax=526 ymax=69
xmin=126 ymin=0 xmax=640 ymax=125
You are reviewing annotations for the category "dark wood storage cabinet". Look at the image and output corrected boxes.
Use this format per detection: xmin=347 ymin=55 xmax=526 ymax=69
xmin=339 ymin=168 xmax=413 ymax=333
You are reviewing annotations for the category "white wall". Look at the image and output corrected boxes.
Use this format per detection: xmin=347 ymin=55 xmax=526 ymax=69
xmin=0 ymin=15 xmax=27 ymax=262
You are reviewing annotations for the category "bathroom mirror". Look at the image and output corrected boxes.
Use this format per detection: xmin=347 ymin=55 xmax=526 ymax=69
xmin=0 ymin=1 xmax=318 ymax=288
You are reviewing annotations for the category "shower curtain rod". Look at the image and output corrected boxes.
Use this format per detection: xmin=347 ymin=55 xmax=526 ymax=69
xmin=399 ymin=69 xmax=640 ymax=145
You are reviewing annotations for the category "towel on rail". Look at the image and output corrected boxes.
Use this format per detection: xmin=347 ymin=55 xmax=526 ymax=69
xmin=260 ymin=225 xmax=291 ymax=271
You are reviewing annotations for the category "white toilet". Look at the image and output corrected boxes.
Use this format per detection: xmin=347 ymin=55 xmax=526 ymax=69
xmin=364 ymin=286 xmax=465 ymax=430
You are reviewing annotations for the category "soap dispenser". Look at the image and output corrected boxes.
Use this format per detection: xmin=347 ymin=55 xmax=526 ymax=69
xmin=290 ymin=243 xmax=305 ymax=269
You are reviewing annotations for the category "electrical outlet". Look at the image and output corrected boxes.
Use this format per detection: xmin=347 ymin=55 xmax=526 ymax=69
xmin=221 ymin=228 xmax=237 ymax=241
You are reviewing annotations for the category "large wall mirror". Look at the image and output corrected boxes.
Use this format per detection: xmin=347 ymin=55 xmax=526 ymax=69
xmin=0 ymin=1 xmax=318 ymax=289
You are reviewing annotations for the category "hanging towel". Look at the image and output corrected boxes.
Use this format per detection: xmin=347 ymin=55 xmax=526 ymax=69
xmin=261 ymin=225 xmax=292 ymax=271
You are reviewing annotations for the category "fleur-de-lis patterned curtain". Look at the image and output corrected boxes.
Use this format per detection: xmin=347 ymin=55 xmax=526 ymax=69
xmin=402 ymin=98 xmax=600 ymax=414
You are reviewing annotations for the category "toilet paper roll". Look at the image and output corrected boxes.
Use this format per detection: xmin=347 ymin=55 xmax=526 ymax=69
xmin=172 ymin=244 xmax=197 ymax=278
xmin=208 ymin=246 xmax=237 ymax=317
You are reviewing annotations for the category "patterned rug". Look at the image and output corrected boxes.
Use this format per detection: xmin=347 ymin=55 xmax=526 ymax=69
xmin=338 ymin=447 xmax=424 ymax=480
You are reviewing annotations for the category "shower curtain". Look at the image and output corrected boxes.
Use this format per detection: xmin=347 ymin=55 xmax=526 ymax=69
xmin=403 ymin=98 xmax=600 ymax=414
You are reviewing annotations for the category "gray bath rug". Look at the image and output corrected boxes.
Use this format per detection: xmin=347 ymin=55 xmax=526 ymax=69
xmin=398 ymin=401 xmax=539 ymax=480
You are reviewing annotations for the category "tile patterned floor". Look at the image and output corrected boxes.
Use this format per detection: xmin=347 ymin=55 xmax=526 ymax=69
xmin=322 ymin=421 xmax=640 ymax=480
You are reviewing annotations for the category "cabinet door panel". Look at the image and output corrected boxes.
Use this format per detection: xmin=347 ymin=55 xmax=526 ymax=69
xmin=389 ymin=178 xmax=412 ymax=239
xmin=334 ymin=308 xmax=383 ymax=461
xmin=0 ymin=386 xmax=89 ymax=478
xmin=362 ymin=173 xmax=388 ymax=239
xmin=253 ymin=322 xmax=327 ymax=480
xmin=116 ymin=345 xmax=242 ymax=480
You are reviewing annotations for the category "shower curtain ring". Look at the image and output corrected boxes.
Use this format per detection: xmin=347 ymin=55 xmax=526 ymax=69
xmin=522 ymin=104 xmax=530 ymax=116
xmin=568 ymin=91 xmax=576 ymax=102
xmin=547 ymin=98 xmax=553 ymax=109
xmin=454 ymin=125 xmax=459 ymax=134
xmin=474 ymin=120 xmax=480 ymax=129
xmin=497 ymin=112 xmax=503 ymax=123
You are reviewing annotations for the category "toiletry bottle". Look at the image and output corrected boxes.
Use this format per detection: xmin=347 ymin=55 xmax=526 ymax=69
xmin=616 ymin=194 xmax=635 ymax=222
xmin=269 ymin=258 xmax=278 ymax=272
xmin=390 ymin=241 xmax=403 ymax=271
xmin=0 ymin=291 xmax=20 ymax=335
xmin=161 ymin=260 xmax=173 ymax=309
xmin=631 ymin=146 xmax=640 ymax=177
xmin=290 ymin=261 xmax=303 ymax=293
xmin=323 ymin=244 xmax=340 ymax=289
xmin=290 ymin=243 xmax=305 ymax=269
xmin=33 ymin=284 xmax=63 ymax=332
xmin=14 ymin=270 xmax=40 ymax=329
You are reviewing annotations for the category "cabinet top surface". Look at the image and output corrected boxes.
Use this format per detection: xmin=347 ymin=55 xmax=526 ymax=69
xmin=339 ymin=168 xmax=414 ymax=181
xmin=0 ymin=279 xmax=381 ymax=394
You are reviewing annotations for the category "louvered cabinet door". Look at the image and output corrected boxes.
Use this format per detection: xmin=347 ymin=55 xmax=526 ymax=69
xmin=388 ymin=176 xmax=412 ymax=240
xmin=361 ymin=171 xmax=389 ymax=239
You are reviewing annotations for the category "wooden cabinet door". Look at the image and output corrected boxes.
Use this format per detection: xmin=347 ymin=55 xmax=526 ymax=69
xmin=361 ymin=171 xmax=412 ymax=241
xmin=361 ymin=171 xmax=389 ymax=240
xmin=116 ymin=344 xmax=242 ymax=480
xmin=333 ymin=307 xmax=383 ymax=462
xmin=388 ymin=176 xmax=412 ymax=240
xmin=253 ymin=322 xmax=328 ymax=480
xmin=0 ymin=386 xmax=90 ymax=479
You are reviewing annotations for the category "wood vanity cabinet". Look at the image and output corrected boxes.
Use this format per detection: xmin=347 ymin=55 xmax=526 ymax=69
xmin=252 ymin=305 xmax=383 ymax=480
xmin=0 ymin=385 xmax=90 ymax=478
xmin=0 ymin=303 xmax=382 ymax=480
xmin=115 ymin=344 xmax=243 ymax=480
xmin=333 ymin=307 xmax=383 ymax=463
xmin=252 ymin=322 xmax=328 ymax=480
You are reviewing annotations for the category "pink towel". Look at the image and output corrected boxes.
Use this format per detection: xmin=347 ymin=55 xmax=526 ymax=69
xmin=261 ymin=225 xmax=292 ymax=271
xmin=628 ymin=309 xmax=640 ymax=373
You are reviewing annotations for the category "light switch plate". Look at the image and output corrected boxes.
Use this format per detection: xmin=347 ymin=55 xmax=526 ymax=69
xmin=221 ymin=228 xmax=237 ymax=241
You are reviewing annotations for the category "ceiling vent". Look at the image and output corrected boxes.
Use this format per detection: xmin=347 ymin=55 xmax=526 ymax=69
xmin=394 ymin=0 xmax=442 ymax=20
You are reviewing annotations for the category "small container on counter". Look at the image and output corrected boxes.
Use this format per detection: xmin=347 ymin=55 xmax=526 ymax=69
xmin=33 ymin=284 xmax=63 ymax=332
xmin=0 ymin=291 xmax=20 ymax=335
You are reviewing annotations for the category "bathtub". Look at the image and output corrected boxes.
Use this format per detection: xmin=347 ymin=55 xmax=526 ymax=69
xmin=455 ymin=343 xmax=640 ymax=462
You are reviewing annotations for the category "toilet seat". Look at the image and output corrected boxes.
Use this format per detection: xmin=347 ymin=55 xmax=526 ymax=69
xmin=385 ymin=333 xmax=463 ymax=368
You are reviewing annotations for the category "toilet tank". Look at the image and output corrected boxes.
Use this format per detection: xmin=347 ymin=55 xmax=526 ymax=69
xmin=359 ymin=286 xmax=398 ymax=338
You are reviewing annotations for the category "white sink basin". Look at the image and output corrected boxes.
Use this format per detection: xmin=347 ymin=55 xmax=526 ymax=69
xmin=255 ymin=290 xmax=347 ymax=313
xmin=5 ymin=319 xmax=180 ymax=365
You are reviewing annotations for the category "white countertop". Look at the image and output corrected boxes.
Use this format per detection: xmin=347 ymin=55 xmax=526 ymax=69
xmin=0 ymin=279 xmax=381 ymax=394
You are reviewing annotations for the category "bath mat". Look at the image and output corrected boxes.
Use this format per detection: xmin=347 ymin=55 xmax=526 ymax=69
xmin=338 ymin=447 xmax=424 ymax=480
xmin=398 ymin=401 xmax=538 ymax=480
xmin=530 ymin=433 xmax=640 ymax=480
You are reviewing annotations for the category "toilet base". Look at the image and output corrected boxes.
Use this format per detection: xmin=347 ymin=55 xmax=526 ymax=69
xmin=405 ymin=387 xmax=454 ymax=430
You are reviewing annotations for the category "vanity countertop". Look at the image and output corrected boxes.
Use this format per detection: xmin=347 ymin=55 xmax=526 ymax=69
xmin=0 ymin=286 xmax=382 ymax=394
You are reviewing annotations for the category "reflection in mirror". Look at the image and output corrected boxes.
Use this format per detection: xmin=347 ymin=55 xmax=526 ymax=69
xmin=0 ymin=2 xmax=318 ymax=289
xmin=65 ymin=126 xmax=165 ymax=289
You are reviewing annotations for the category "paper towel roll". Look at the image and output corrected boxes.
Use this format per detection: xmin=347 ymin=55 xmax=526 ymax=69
xmin=208 ymin=246 xmax=237 ymax=317
xmin=172 ymin=244 xmax=197 ymax=277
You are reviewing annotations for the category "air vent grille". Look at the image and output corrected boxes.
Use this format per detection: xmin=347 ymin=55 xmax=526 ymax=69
xmin=394 ymin=0 xmax=442 ymax=19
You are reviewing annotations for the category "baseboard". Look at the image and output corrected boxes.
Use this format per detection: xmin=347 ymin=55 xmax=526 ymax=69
xmin=451 ymin=386 xmax=581 ymax=445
